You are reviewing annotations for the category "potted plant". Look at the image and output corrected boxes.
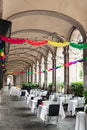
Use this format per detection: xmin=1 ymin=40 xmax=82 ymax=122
xmin=70 ymin=82 xmax=84 ymax=97
xmin=59 ymin=82 xmax=64 ymax=92
xmin=83 ymin=90 xmax=87 ymax=113
xmin=48 ymin=82 xmax=53 ymax=93
xmin=85 ymin=107 xmax=87 ymax=114
xmin=83 ymin=91 xmax=87 ymax=104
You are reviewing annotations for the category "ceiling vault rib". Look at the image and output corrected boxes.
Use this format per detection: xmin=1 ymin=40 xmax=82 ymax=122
xmin=7 ymin=59 xmax=32 ymax=66
xmin=8 ymin=53 xmax=39 ymax=61
xmin=11 ymin=29 xmax=64 ymax=42
xmin=66 ymin=26 xmax=76 ymax=41
xmin=8 ymin=57 xmax=35 ymax=64
xmin=7 ymin=61 xmax=29 ymax=68
xmin=6 ymin=10 xmax=86 ymax=41
xmin=7 ymin=66 xmax=26 ymax=71
xmin=12 ymin=29 xmax=63 ymax=55
xmin=7 ymin=59 xmax=32 ymax=71
xmin=9 ymin=47 xmax=46 ymax=57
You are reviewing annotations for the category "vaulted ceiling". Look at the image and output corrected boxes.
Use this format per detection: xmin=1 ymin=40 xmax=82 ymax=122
xmin=0 ymin=0 xmax=87 ymax=73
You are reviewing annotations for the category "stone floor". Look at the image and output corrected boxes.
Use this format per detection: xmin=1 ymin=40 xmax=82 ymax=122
xmin=0 ymin=87 xmax=76 ymax=130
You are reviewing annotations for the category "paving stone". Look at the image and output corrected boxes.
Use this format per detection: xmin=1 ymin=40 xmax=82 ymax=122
xmin=0 ymin=87 xmax=76 ymax=130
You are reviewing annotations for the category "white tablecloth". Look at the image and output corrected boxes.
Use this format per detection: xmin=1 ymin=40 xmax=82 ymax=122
xmin=10 ymin=86 xmax=21 ymax=96
xmin=57 ymin=95 xmax=72 ymax=105
xmin=67 ymin=98 xmax=85 ymax=116
xmin=37 ymin=100 xmax=65 ymax=121
xmin=75 ymin=111 xmax=87 ymax=130
xmin=68 ymin=99 xmax=78 ymax=116
xmin=49 ymin=95 xmax=55 ymax=101
xmin=26 ymin=94 xmax=35 ymax=108
xmin=31 ymin=97 xmax=42 ymax=113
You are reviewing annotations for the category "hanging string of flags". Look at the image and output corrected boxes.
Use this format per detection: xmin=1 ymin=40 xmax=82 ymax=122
xmin=1 ymin=36 xmax=87 ymax=49
xmin=7 ymin=57 xmax=87 ymax=75
xmin=0 ymin=35 xmax=87 ymax=72
xmin=0 ymin=41 xmax=6 ymax=70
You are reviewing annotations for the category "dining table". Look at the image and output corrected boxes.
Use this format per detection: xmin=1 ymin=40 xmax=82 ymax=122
xmin=37 ymin=100 xmax=65 ymax=121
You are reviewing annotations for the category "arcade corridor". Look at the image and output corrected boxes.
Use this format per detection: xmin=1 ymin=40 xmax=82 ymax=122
xmin=0 ymin=1 xmax=87 ymax=130
xmin=0 ymin=87 xmax=75 ymax=130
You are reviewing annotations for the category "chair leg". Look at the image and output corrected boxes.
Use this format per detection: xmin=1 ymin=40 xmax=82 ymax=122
xmin=44 ymin=116 xmax=59 ymax=127
xmin=43 ymin=115 xmax=51 ymax=126
xmin=34 ymin=108 xmax=37 ymax=114
xmin=45 ymin=115 xmax=51 ymax=123
xmin=56 ymin=116 xmax=58 ymax=125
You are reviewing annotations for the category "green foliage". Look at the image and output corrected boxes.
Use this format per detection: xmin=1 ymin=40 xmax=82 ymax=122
xmin=71 ymin=82 xmax=84 ymax=97
xmin=83 ymin=90 xmax=87 ymax=113
xmin=48 ymin=82 xmax=53 ymax=89
xmin=79 ymin=68 xmax=83 ymax=79
xmin=48 ymin=82 xmax=53 ymax=92
xmin=42 ymin=82 xmax=45 ymax=89
xmin=83 ymin=90 xmax=87 ymax=104
xmin=58 ymin=82 xmax=64 ymax=92
xmin=85 ymin=108 xmax=87 ymax=113
xmin=21 ymin=82 xmax=39 ymax=92
xmin=59 ymin=82 xmax=64 ymax=89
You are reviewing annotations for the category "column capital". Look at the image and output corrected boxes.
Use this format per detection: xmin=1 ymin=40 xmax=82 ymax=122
xmin=44 ymin=57 xmax=47 ymax=61
xmin=63 ymin=47 xmax=69 ymax=55
xmin=39 ymin=64 xmax=41 ymax=67
xmin=51 ymin=56 xmax=56 ymax=60
xmin=44 ymin=60 xmax=47 ymax=65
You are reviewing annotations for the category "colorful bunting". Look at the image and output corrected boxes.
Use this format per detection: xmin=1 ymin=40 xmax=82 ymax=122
xmin=7 ymin=57 xmax=86 ymax=75
xmin=0 ymin=39 xmax=6 ymax=70
xmin=27 ymin=40 xmax=48 ymax=46
xmin=48 ymin=41 xmax=69 ymax=47
xmin=1 ymin=35 xmax=87 ymax=74
xmin=1 ymin=36 xmax=26 ymax=44
xmin=1 ymin=36 xmax=87 ymax=50
xmin=70 ymin=42 xmax=87 ymax=49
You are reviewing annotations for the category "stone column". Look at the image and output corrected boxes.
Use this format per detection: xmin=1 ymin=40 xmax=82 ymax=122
xmin=26 ymin=68 xmax=29 ymax=83
xmin=52 ymin=56 xmax=56 ymax=92
xmin=44 ymin=58 xmax=48 ymax=90
xmin=28 ymin=67 xmax=31 ymax=82
xmin=33 ymin=65 xmax=36 ymax=83
xmin=83 ymin=49 xmax=87 ymax=88
xmin=31 ymin=67 xmax=33 ymax=83
xmin=27 ymin=68 xmax=29 ymax=83
xmin=23 ymin=71 xmax=26 ymax=83
xmin=15 ymin=74 xmax=21 ymax=85
xmin=25 ymin=71 xmax=27 ymax=83
xmin=0 ymin=60 xmax=3 ymax=89
xmin=0 ymin=19 xmax=11 ymax=90
xmin=13 ymin=75 xmax=16 ymax=86
xmin=34 ymin=65 xmax=37 ymax=83
xmin=39 ymin=63 xmax=41 ymax=88
xmin=63 ymin=47 xmax=69 ymax=94
xmin=28 ymin=67 xmax=32 ymax=83
xmin=3 ymin=75 xmax=7 ymax=86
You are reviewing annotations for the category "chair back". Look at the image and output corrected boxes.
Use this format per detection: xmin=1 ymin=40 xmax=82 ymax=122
xmin=48 ymin=104 xmax=59 ymax=116
xmin=31 ymin=97 xmax=34 ymax=100
xmin=37 ymin=99 xmax=43 ymax=107
xmin=21 ymin=91 xmax=26 ymax=96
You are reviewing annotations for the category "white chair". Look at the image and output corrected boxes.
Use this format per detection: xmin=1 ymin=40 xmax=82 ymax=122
xmin=44 ymin=104 xmax=60 ymax=126
xmin=75 ymin=111 xmax=86 ymax=130
xmin=76 ymin=98 xmax=85 ymax=112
